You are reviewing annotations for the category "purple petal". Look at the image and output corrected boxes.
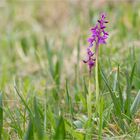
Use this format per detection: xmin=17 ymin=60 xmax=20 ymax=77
xmin=91 ymin=24 xmax=98 ymax=31
xmin=98 ymin=20 xmax=101 ymax=23
xmin=87 ymin=38 xmax=93 ymax=43
xmin=83 ymin=60 xmax=88 ymax=63
xmin=101 ymin=26 xmax=106 ymax=29
xmin=101 ymin=13 xmax=106 ymax=19
xmin=98 ymin=38 xmax=106 ymax=44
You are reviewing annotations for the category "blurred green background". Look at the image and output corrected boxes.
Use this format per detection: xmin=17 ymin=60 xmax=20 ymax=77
xmin=0 ymin=0 xmax=140 ymax=90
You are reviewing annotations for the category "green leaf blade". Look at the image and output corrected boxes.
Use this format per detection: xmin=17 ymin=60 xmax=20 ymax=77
xmin=54 ymin=116 xmax=65 ymax=140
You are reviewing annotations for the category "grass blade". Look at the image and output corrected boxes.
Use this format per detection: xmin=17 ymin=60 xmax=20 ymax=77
xmin=100 ymin=68 xmax=125 ymax=131
xmin=117 ymin=66 xmax=123 ymax=110
xmin=65 ymin=120 xmax=84 ymax=140
xmin=24 ymin=118 xmax=34 ymax=140
xmin=66 ymin=80 xmax=73 ymax=117
xmin=0 ymin=93 xmax=3 ymax=140
xmin=130 ymin=90 xmax=140 ymax=115
xmin=130 ymin=63 xmax=136 ymax=85
xmin=54 ymin=116 xmax=65 ymax=140
xmin=100 ymin=68 xmax=121 ymax=115
xmin=14 ymin=86 xmax=33 ymax=118
xmin=125 ymin=63 xmax=136 ymax=115
xmin=44 ymin=38 xmax=54 ymax=77
xmin=54 ymin=60 xmax=60 ymax=87
xmin=124 ymin=71 xmax=131 ymax=116
xmin=20 ymin=37 xmax=29 ymax=55
xmin=98 ymin=97 xmax=104 ymax=140
xmin=34 ymin=97 xmax=44 ymax=140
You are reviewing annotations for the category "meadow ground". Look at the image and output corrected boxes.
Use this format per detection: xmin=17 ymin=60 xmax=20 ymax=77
xmin=0 ymin=0 xmax=140 ymax=140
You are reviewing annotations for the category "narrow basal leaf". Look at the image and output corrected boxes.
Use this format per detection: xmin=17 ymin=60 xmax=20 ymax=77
xmin=14 ymin=86 xmax=33 ymax=117
xmin=130 ymin=90 xmax=140 ymax=115
xmin=44 ymin=38 xmax=54 ymax=78
xmin=66 ymin=80 xmax=73 ymax=117
xmin=117 ymin=66 xmax=123 ymax=110
xmin=130 ymin=63 xmax=136 ymax=85
xmin=20 ymin=37 xmax=29 ymax=55
xmin=65 ymin=120 xmax=84 ymax=140
xmin=54 ymin=60 xmax=60 ymax=86
xmin=124 ymin=71 xmax=131 ymax=116
xmin=24 ymin=118 xmax=34 ymax=140
xmin=100 ymin=68 xmax=121 ymax=116
xmin=34 ymin=97 xmax=44 ymax=140
xmin=54 ymin=116 xmax=65 ymax=140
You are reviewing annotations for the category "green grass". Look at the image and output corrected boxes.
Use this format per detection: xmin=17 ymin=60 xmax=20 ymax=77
xmin=0 ymin=1 xmax=140 ymax=140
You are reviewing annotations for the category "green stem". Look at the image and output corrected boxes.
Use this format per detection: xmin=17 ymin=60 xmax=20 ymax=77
xmin=86 ymin=78 xmax=92 ymax=140
xmin=95 ymin=46 xmax=103 ymax=140
xmin=95 ymin=46 xmax=99 ymax=108
xmin=87 ymin=78 xmax=92 ymax=120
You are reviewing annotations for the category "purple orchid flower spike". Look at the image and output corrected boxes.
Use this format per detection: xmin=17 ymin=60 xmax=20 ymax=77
xmin=83 ymin=48 xmax=96 ymax=74
xmin=88 ymin=13 xmax=109 ymax=47
xmin=83 ymin=13 xmax=109 ymax=74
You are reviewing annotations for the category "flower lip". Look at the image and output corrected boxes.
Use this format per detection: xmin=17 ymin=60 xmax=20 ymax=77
xmin=101 ymin=26 xmax=106 ymax=29
xmin=98 ymin=20 xmax=101 ymax=23
xmin=103 ymin=31 xmax=109 ymax=35
xmin=104 ymin=20 xmax=108 ymax=23
xmin=83 ymin=60 xmax=88 ymax=63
